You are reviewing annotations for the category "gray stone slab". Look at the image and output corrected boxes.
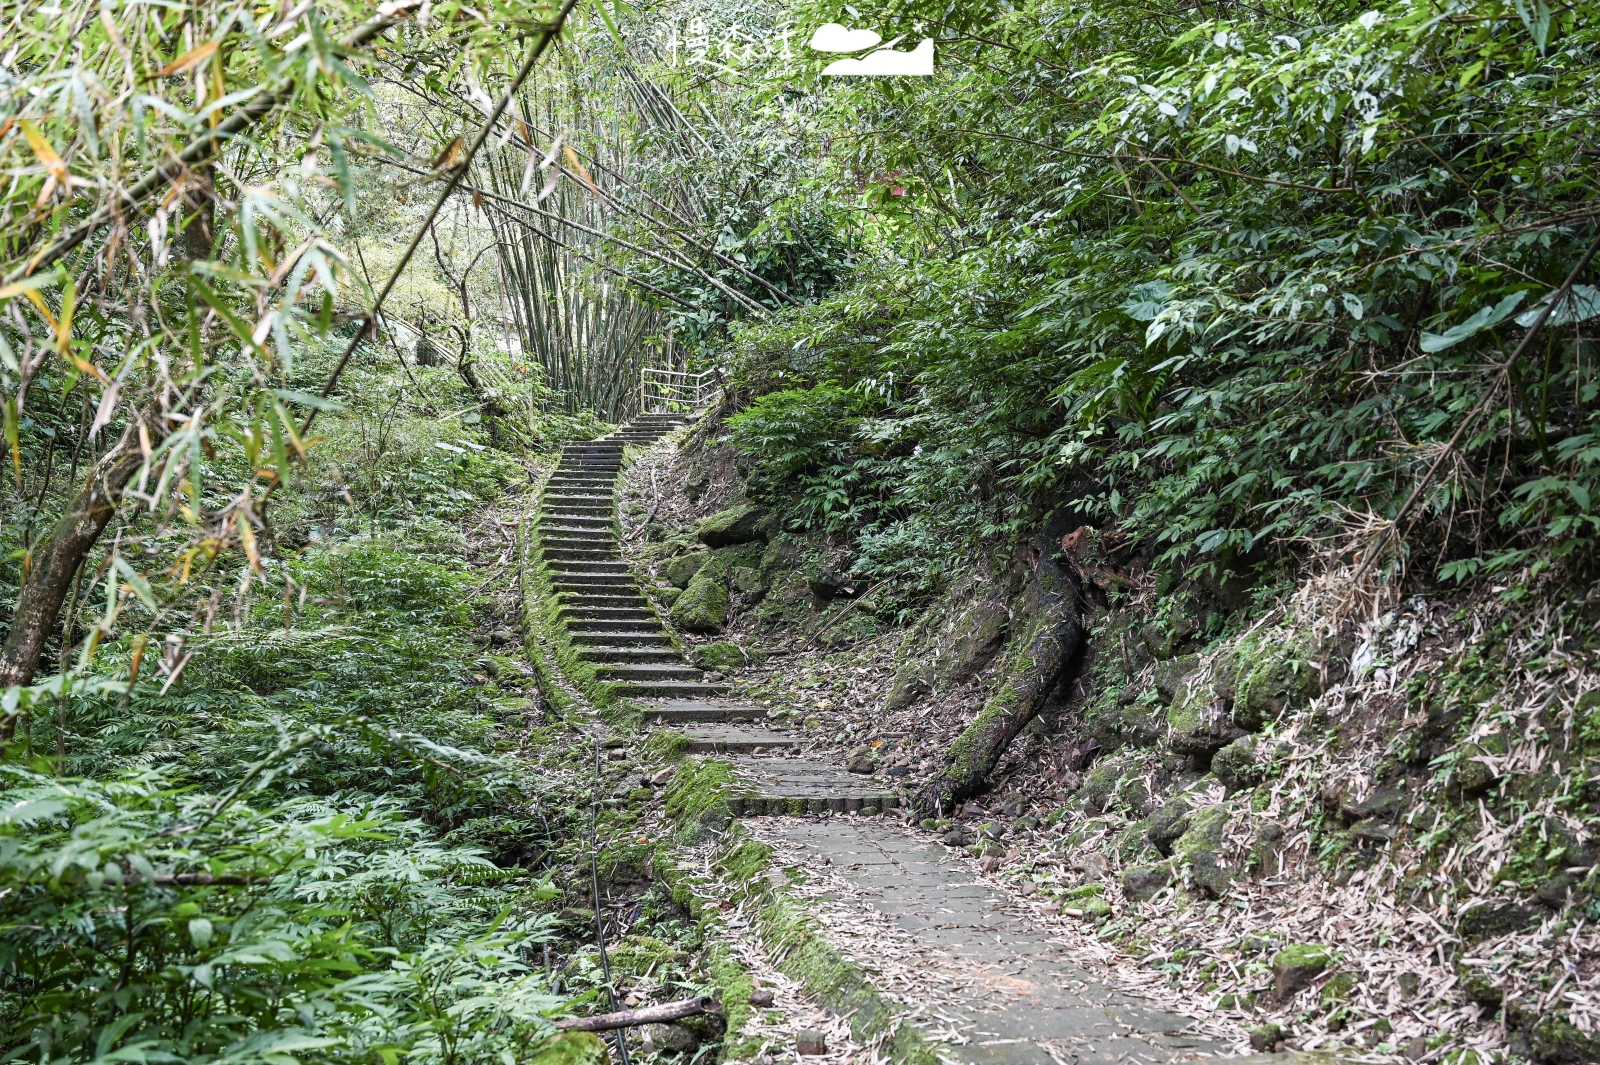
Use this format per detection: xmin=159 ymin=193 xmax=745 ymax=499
xmin=671 ymin=724 xmax=799 ymax=754
xmin=757 ymin=821 xmax=1232 ymax=1065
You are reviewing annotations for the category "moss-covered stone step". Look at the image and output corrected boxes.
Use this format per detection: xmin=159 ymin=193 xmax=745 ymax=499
xmin=593 ymin=662 xmax=707 ymax=682
xmin=575 ymin=645 xmax=682 ymax=664
xmin=640 ymin=699 xmax=767 ymax=724
xmin=673 ymin=724 xmax=800 ymax=754
xmin=548 ymin=561 xmax=630 ymax=574
xmin=611 ymin=679 xmax=728 ymax=698
xmin=569 ymin=630 xmax=673 ymax=646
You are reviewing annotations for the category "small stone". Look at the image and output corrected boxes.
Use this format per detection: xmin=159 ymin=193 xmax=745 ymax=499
xmin=1405 ymin=1036 xmax=1428 ymax=1060
xmin=859 ymin=805 xmax=878 ymax=816
xmin=1458 ymin=900 xmax=1541 ymax=938
xmin=644 ymin=1023 xmax=699 ymax=1053
xmin=979 ymin=856 xmax=1001 ymax=873
xmin=941 ymin=830 xmax=970 ymax=847
xmin=1248 ymin=1023 xmax=1284 ymax=1052
xmin=650 ymin=767 xmax=676 ymax=786
xmin=795 ymin=1029 xmax=827 ymax=1055
xmin=748 ymin=988 xmax=775 ymax=1007
xmin=1272 ymin=944 xmax=1333 ymax=999
xmin=1018 ymin=880 xmax=1038 ymax=896
xmin=919 ymin=818 xmax=941 ymax=831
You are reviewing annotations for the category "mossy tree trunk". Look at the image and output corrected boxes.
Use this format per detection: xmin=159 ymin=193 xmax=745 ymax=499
xmin=912 ymin=552 xmax=1086 ymax=817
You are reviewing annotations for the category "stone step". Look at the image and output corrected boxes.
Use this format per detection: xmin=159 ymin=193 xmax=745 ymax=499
xmin=545 ymin=547 xmax=620 ymax=562
xmin=547 ymin=560 xmax=630 ymax=573
xmin=566 ymin=614 xmax=665 ymax=630
xmin=725 ymin=757 xmax=901 ymax=814
xmin=593 ymin=662 xmax=707 ymax=682
xmin=548 ymin=473 xmax=616 ymax=483
xmin=547 ymin=486 xmax=614 ymax=498
xmin=575 ymin=645 xmax=683 ymax=664
xmin=570 ymin=630 xmax=674 ymax=646
xmin=542 ymin=520 xmax=614 ymax=533
xmin=553 ymin=575 xmax=637 ymax=590
xmin=560 ymin=593 xmax=650 ymax=609
xmin=610 ymin=679 xmax=729 ymax=698
xmin=544 ymin=499 xmax=612 ymax=511
xmin=542 ymin=533 xmax=617 ymax=546
xmin=559 ymin=606 xmax=656 ymax=622
xmin=639 ymin=699 xmax=766 ymax=723
xmin=671 ymin=724 xmax=800 ymax=754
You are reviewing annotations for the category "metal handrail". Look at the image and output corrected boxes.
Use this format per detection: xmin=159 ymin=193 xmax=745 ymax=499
xmin=640 ymin=367 xmax=719 ymax=413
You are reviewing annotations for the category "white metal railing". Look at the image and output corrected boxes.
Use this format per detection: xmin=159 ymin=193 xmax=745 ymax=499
xmin=640 ymin=367 xmax=720 ymax=413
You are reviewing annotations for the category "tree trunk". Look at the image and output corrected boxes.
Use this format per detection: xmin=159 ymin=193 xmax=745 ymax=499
xmin=0 ymin=439 xmax=146 ymax=735
xmin=912 ymin=553 xmax=1086 ymax=818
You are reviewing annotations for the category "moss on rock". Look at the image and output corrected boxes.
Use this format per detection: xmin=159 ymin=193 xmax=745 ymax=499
xmin=665 ymin=551 xmax=711 ymax=589
xmin=697 ymin=504 xmax=772 ymax=547
xmin=693 ymin=641 xmax=747 ymax=673
xmin=1271 ymin=943 xmax=1333 ymax=998
xmin=672 ymin=556 xmax=729 ymax=633
xmin=663 ymin=758 xmax=738 ymax=841
xmin=1173 ymin=803 xmax=1232 ymax=897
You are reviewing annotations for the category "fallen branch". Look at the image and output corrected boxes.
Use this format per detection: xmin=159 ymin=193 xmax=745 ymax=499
xmin=552 ymin=994 xmax=719 ymax=1032
xmin=798 ymin=580 xmax=889 ymax=653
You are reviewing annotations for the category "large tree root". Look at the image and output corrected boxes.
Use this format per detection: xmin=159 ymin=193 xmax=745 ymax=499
xmin=911 ymin=553 xmax=1086 ymax=819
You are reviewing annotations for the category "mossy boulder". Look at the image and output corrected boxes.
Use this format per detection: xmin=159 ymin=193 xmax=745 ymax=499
xmin=665 ymin=551 xmax=711 ymax=589
xmin=529 ymin=1032 xmax=609 ymax=1065
xmin=1077 ymin=752 xmax=1143 ymax=814
xmin=1167 ymin=683 xmax=1247 ymax=761
xmin=1121 ymin=862 xmax=1172 ymax=902
xmin=1153 ymin=654 xmax=1199 ymax=703
xmin=697 ymin=504 xmax=771 ymax=547
xmin=693 ymin=641 xmax=747 ymax=673
xmin=731 ymin=566 xmax=764 ymax=595
xmin=1146 ymin=798 xmax=1193 ymax=857
xmin=1271 ymin=943 xmax=1333 ymax=998
xmin=1212 ymin=735 xmax=1268 ymax=795
xmin=1173 ymin=803 xmax=1231 ymax=896
xmin=1233 ymin=645 xmax=1321 ymax=731
xmin=1514 ymin=1009 xmax=1600 ymax=1065
xmin=672 ymin=557 xmax=729 ymax=634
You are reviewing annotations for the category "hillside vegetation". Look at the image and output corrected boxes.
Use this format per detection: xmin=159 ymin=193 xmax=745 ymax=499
xmin=3 ymin=0 xmax=1599 ymax=1063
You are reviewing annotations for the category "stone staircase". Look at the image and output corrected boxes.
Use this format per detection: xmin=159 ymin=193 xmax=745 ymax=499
xmin=536 ymin=414 xmax=901 ymax=816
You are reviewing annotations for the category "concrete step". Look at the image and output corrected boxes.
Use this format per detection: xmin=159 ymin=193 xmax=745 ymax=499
xmin=593 ymin=662 xmax=707 ymax=682
xmin=569 ymin=614 xmax=662 ymax=630
xmin=553 ymin=576 xmax=637 ymax=590
xmin=560 ymin=593 xmax=651 ymax=609
xmin=639 ymin=699 xmax=766 ymax=723
xmin=725 ymin=757 xmax=901 ymax=814
xmin=542 ymin=532 xmax=617 ymax=545
xmin=610 ymin=679 xmax=729 ymax=698
xmin=548 ymin=561 xmax=631 ymax=575
xmin=570 ymin=630 xmax=674 ymax=646
xmin=670 ymin=724 xmax=800 ymax=754
xmin=545 ymin=547 xmax=620 ymax=562
xmin=543 ymin=506 xmax=613 ymax=517
xmin=575 ymin=645 xmax=683 ymax=664
xmin=561 ymin=614 xmax=657 ymax=629
xmin=542 ymin=515 xmax=611 ymax=526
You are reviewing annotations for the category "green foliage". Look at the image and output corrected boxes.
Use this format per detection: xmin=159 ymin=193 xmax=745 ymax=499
xmin=715 ymin=0 xmax=1600 ymax=590
xmin=0 ymin=766 xmax=561 ymax=1065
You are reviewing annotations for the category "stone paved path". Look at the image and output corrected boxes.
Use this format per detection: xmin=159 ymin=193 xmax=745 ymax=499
xmin=752 ymin=820 xmax=1235 ymax=1065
